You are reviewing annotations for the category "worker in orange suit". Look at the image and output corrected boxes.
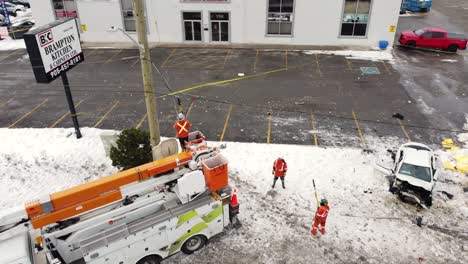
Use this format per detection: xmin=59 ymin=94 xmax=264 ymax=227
xmin=311 ymin=199 xmax=330 ymax=236
xmin=272 ymin=157 xmax=287 ymax=189
xmin=174 ymin=113 xmax=191 ymax=150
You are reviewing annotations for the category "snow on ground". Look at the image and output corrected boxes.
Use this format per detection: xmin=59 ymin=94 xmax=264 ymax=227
xmin=440 ymin=59 xmax=458 ymax=63
xmin=0 ymin=128 xmax=118 ymax=208
xmin=0 ymin=128 xmax=467 ymax=264
xmin=303 ymin=50 xmax=394 ymax=62
xmin=0 ymin=37 xmax=25 ymax=51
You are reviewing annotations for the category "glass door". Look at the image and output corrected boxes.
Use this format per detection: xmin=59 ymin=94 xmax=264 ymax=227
xmin=183 ymin=12 xmax=202 ymax=41
xmin=210 ymin=12 xmax=229 ymax=42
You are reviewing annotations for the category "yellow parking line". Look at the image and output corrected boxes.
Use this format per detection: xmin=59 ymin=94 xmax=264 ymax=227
xmin=9 ymin=99 xmax=49 ymax=128
xmin=267 ymin=112 xmax=272 ymax=144
xmin=0 ymin=98 xmax=13 ymax=108
xmin=104 ymin=50 xmax=122 ymax=64
xmin=131 ymin=58 xmax=140 ymax=68
xmin=345 ymin=58 xmax=353 ymax=71
xmin=315 ymin=54 xmax=323 ymax=77
xmin=85 ymin=49 xmax=98 ymax=57
xmin=135 ymin=113 xmax=148 ymax=129
xmin=311 ymin=112 xmax=318 ymax=146
xmin=223 ymin=50 xmax=231 ymax=67
xmin=398 ymin=119 xmax=412 ymax=142
xmin=160 ymin=67 xmax=288 ymax=98
xmin=381 ymin=61 xmax=392 ymax=75
xmin=254 ymin=49 xmax=259 ymax=71
xmin=219 ymin=104 xmax=233 ymax=142
xmin=49 ymin=98 xmax=86 ymax=128
xmin=352 ymin=110 xmax=367 ymax=148
xmin=186 ymin=101 xmax=194 ymax=118
xmin=161 ymin=48 xmax=177 ymax=68
xmin=285 ymin=50 xmax=288 ymax=68
xmin=0 ymin=49 xmax=21 ymax=61
xmin=94 ymin=101 xmax=119 ymax=128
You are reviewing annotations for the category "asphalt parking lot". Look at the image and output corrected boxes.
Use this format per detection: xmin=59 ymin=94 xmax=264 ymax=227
xmin=0 ymin=2 xmax=467 ymax=150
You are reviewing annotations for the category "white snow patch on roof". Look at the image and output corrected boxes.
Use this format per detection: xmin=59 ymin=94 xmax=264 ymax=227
xmin=303 ymin=50 xmax=394 ymax=61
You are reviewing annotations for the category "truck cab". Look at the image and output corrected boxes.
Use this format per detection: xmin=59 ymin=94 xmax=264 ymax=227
xmin=399 ymin=27 xmax=468 ymax=52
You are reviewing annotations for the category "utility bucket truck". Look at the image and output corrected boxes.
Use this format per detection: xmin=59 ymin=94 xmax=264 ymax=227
xmin=0 ymin=135 xmax=240 ymax=264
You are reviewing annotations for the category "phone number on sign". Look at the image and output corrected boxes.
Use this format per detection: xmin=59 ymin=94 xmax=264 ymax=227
xmin=49 ymin=55 xmax=82 ymax=78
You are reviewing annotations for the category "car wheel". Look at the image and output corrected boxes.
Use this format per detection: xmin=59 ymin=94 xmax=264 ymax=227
xmin=136 ymin=255 xmax=161 ymax=264
xmin=181 ymin=235 xmax=207 ymax=255
xmin=447 ymin=44 xmax=458 ymax=53
xmin=406 ymin=41 xmax=416 ymax=48
xmin=11 ymin=12 xmax=17 ymax=17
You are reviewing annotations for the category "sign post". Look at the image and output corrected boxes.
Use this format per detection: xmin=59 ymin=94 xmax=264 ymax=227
xmin=24 ymin=18 xmax=84 ymax=138
xmin=61 ymin=72 xmax=82 ymax=138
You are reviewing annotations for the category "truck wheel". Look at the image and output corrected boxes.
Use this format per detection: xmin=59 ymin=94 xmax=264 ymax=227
xmin=137 ymin=255 xmax=161 ymax=264
xmin=181 ymin=235 xmax=207 ymax=255
xmin=447 ymin=44 xmax=458 ymax=53
xmin=406 ymin=41 xmax=416 ymax=48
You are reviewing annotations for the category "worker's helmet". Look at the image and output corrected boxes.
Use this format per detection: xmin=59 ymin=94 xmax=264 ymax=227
xmin=320 ymin=198 xmax=328 ymax=206
xmin=178 ymin=113 xmax=185 ymax=120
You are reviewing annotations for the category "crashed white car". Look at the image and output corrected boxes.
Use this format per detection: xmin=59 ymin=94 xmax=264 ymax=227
xmin=385 ymin=143 xmax=438 ymax=207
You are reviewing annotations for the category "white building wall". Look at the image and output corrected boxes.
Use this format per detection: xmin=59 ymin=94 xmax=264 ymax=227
xmin=31 ymin=0 xmax=401 ymax=48
xmin=30 ymin=1 xmax=55 ymax=26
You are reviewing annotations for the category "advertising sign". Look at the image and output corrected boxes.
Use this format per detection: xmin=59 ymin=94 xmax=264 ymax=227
xmin=24 ymin=18 xmax=84 ymax=83
xmin=0 ymin=0 xmax=11 ymax=26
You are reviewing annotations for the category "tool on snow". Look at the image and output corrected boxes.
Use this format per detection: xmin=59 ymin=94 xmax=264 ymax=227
xmin=312 ymin=179 xmax=319 ymax=209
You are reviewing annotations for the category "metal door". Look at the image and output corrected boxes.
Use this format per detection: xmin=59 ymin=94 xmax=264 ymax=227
xmin=183 ymin=12 xmax=202 ymax=41
xmin=210 ymin=12 xmax=229 ymax=42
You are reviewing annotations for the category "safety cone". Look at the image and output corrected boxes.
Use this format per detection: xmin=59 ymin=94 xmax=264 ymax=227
xmin=229 ymin=188 xmax=240 ymax=223
xmin=230 ymin=188 xmax=239 ymax=207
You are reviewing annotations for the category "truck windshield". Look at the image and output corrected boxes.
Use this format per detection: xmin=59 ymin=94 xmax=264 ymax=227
xmin=399 ymin=163 xmax=432 ymax=182
xmin=414 ymin=29 xmax=425 ymax=35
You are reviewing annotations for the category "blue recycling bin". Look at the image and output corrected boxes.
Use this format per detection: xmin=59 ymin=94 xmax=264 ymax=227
xmin=379 ymin=40 xmax=389 ymax=50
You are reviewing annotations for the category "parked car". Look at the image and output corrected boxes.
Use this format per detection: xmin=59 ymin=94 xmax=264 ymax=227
xmin=382 ymin=143 xmax=438 ymax=208
xmin=5 ymin=0 xmax=30 ymax=8
xmin=8 ymin=18 xmax=34 ymax=39
xmin=3 ymin=2 xmax=26 ymax=17
xmin=399 ymin=27 xmax=468 ymax=52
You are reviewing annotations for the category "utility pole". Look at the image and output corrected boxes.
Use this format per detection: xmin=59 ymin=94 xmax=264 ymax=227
xmin=134 ymin=0 xmax=161 ymax=160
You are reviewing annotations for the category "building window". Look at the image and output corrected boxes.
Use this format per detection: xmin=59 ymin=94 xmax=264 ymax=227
xmin=267 ymin=0 xmax=294 ymax=36
xmin=183 ymin=12 xmax=202 ymax=41
xmin=341 ymin=0 xmax=371 ymax=37
xmin=120 ymin=0 xmax=136 ymax=31
xmin=52 ymin=0 xmax=78 ymax=19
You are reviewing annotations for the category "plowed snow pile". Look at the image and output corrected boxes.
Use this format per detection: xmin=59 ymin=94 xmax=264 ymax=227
xmin=0 ymin=128 xmax=466 ymax=264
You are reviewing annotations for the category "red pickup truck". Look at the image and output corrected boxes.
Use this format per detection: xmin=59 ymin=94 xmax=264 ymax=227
xmin=399 ymin=28 xmax=467 ymax=52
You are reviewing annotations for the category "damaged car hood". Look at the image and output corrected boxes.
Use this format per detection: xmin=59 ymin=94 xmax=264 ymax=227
xmin=395 ymin=173 xmax=433 ymax=191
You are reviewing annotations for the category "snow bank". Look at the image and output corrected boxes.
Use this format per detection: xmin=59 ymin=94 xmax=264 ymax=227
xmin=0 ymin=37 xmax=26 ymax=51
xmin=303 ymin=49 xmax=394 ymax=62
xmin=0 ymin=129 xmax=466 ymax=263
xmin=0 ymin=128 xmax=118 ymax=208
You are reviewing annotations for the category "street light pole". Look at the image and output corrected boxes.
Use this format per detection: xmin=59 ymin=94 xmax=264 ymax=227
xmin=134 ymin=0 xmax=161 ymax=160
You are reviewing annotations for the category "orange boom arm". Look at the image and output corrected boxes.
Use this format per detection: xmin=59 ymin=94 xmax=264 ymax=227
xmin=26 ymin=151 xmax=192 ymax=229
